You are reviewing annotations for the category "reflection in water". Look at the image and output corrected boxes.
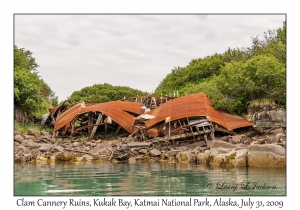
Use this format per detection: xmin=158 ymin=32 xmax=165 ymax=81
xmin=14 ymin=162 xmax=286 ymax=196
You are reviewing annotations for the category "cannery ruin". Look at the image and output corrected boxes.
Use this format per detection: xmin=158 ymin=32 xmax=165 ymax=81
xmin=50 ymin=93 xmax=255 ymax=147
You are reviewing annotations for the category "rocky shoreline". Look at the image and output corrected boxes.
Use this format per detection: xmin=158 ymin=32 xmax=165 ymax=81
xmin=14 ymin=128 xmax=286 ymax=168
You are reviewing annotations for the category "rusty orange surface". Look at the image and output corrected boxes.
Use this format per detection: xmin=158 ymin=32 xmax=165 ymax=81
xmin=144 ymin=93 xmax=254 ymax=130
xmin=48 ymin=100 xmax=72 ymax=117
xmin=54 ymin=101 xmax=143 ymax=133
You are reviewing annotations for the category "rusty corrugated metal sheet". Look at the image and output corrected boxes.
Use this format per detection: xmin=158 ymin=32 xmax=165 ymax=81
xmin=48 ymin=100 xmax=72 ymax=117
xmin=54 ymin=101 xmax=143 ymax=133
xmin=144 ymin=93 xmax=254 ymax=130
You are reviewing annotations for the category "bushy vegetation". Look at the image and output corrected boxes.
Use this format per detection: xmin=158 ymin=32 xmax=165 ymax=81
xmin=155 ymin=22 xmax=286 ymax=114
xmin=14 ymin=46 xmax=58 ymax=118
xmin=69 ymin=83 xmax=148 ymax=103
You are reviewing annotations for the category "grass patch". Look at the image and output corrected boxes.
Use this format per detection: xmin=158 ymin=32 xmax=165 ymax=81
xmin=14 ymin=122 xmax=53 ymax=133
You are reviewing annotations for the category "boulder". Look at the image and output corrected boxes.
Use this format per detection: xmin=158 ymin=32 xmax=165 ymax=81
xmin=82 ymin=154 xmax=94 ymax=161
xmin=149 ymin=148 xmax=161 ymax=157
xmin=39 ymin=144 xmax=53 ymax=152
xmin=14 ymin=130 xmax=22 ymax=136
xmin=176 ymin=151 xmax=196 ymax=163
xmin=232 ymin=134 xmax=248 ymax=144
xmin=164 ymin=150 xmax=184 ymax=158
xmin=41 ymin=130 xmax=51 ymax=138
xmin=82 ymin=147 xmax=91 ymax=151
xmin=275 ymin=133 xmax=286 ymax=142
xmin=89 ymin=142 xmax=112 ymax=156
xmin=15 ymin=145 xmax=30 ymax=155
xmin=25 ymin=141 xmax=44 ymax=149
xmin=73 ymin=142 xmax=80 ymax=147
xmin=270 ymin=128 xmax=284 ymax=135
xmin=27 ymin=129 xmax=40 ymax=138
xmin=52 ymin=145 xmax=65 ymax=152
xmin=14 ymin=135 xmax=24 ymax=143
xmin=211 ymin=140 xmax=238 ymax=149
xmin=139 ymin=149 xmax=148 ymax=154
xmin=174 ymin=146 xmax=188 ymax=151
xmin=248 ymin=144 xmax=286 ymax=168
xmin=62 ymin=139 xmax=72 ymax=144
xmin=196 ymin=145 xmax=248 ymax=167
xmin=193 ymin=146 xmax=207 ymax=154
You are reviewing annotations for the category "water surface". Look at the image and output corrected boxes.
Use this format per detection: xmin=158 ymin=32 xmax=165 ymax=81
xmin=14 ymin=162 xmax=286 ymax=196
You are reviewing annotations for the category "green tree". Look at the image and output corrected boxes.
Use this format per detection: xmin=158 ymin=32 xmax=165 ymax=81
xmin=68 ymin=83 xmax=147 ymax=103
xmin=215 ymin=54 xmax=286 ymax=114
xmin=14 ymin=46 xmax=58 ymax=117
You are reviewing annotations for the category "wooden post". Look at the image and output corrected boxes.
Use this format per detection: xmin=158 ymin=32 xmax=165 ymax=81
xmin=89 ymin=113 xmax=102 ymax=140
xmin=88 ymin=112 xmax=93 ymax=135
xmin=115 ymin=125 xmax=121 ymax=137
xmin=105 ymin=124 xmax=108 ymax=135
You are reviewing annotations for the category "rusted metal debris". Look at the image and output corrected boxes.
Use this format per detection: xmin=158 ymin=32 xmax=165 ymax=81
xmin=53 ymin=101 xmax=143 ymax=139
xmin=49 ymin=93 xmax=255 ymax=143
xmin=41 ymin=100 xmax=74 ymax=127
xmin=122 ymin=94 xmax=176 ymax=110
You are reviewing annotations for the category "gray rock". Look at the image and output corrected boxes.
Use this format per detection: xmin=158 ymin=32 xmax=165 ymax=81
xmin=149 ymin=148 xmax=161 ymax=157
xmin=41 ymin=130 xmax=51 ymax=137
xmin=27 ymin=129 xmax=40 ymax=138
xmin=25 ymin=141 xmax=44 ymax=149
xmin=14 ymin=130 xmax=22 ymax=136
xmin=270 ymin=128 xmax=284 ymax=135
xmin=62 ymin=139 xmax=72 ymax=144
xmin=164 ymin=150 xmax=183 ymax=158
xmin=39 ymin=144 xmax=53 ymax=152
xmin=73 ymin=142 xmax=80 ymax=147
xmin=14 ymin=135 xmax=24 ymax=143
xmin=90 ymin=143 xmax=97 ymax=147
xmin=52 ymin=145 xmax=65 ymax=152
xmin=89 ymin=142 xmax=112 ymax=155
xmin=248 ymin=144 xmax=285 ymax=156
xmin=248 ymin=144 xmax=286 ymax=168
xmin=15 ymin=145 xmax=30 ymax=154
xmin=139 ymin=149 xmax=148 ymax=154
xmin=193 ymin=146 xmax=207 ymax=153
xmin=176 ymin=151 xmax=196 ymax=163
xmin=83 ymin=154 xmax=94 ymax=161
xmin=174 ymin=146 xmax=188 ymax=151
xmin=211 ymin=140 xmax=238 ymax=149
xmin=275 ymin=133 xmax=286 ymax=142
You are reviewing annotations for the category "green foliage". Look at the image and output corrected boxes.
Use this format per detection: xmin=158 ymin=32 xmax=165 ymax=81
xmin=155 ymin=22 xmax=286 ymax=114
xmin=14 ymin=46 xmax=58 ymax=117
xmin=69 ymin=83 xmax=148 ymax=103
xmin=249 ymin=22 xmax=286 ymax=64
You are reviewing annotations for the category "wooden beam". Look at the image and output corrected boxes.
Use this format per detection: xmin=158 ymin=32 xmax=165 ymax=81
xmin=115 ymin=125 xmax=121 ymax=137
xmin=89 ymin=113 xmax=102 ymax=140
xmin=88 ymin=112 xmax=94 ymax=135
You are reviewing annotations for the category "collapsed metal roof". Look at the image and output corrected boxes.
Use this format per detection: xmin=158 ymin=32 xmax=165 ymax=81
xmin=52 ymin=93 xmax=254 ymax=138
xmin=54 ymin=101 xmax=143 ymax=134
xmin=144 ymin=93 xmax=254 ymax=131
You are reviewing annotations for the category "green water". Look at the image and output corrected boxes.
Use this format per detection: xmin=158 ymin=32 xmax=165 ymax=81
xmin=14 ymin=162 xmax=286 ymax=196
